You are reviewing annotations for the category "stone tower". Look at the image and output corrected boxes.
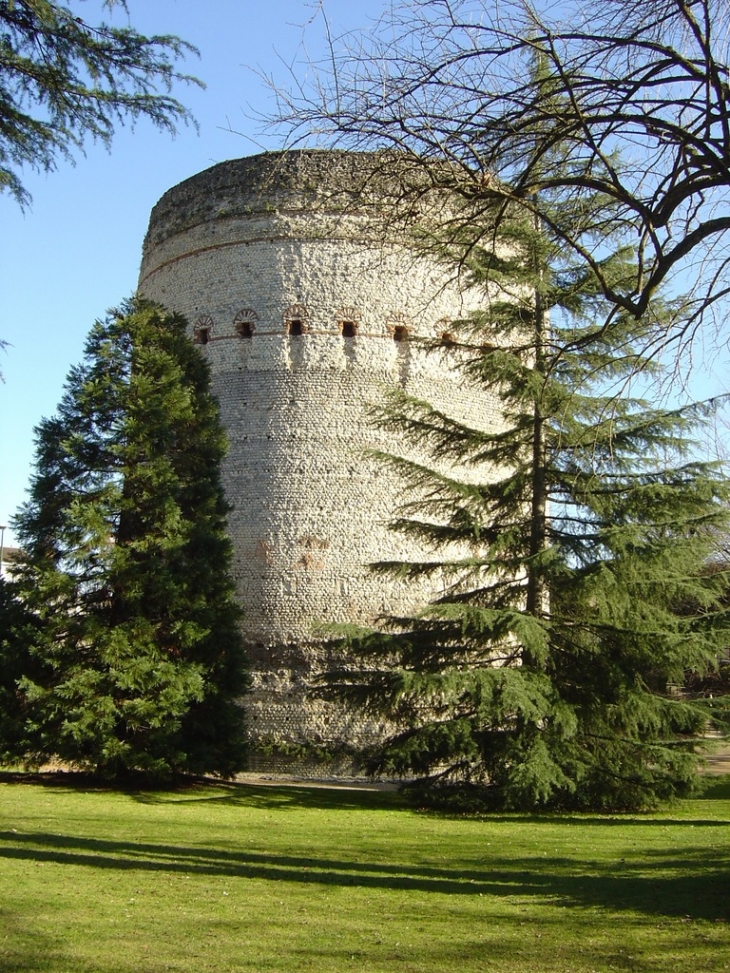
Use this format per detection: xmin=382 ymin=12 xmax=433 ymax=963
xmin=139 ymin=150 xmax=500 ymax=768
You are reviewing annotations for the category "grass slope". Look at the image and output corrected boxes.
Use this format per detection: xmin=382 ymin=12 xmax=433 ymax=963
xmin=0 ymin=773 xmax=728 ymax=973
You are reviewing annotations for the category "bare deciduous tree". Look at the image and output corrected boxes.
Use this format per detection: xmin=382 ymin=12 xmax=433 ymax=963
xmin=270 ymin=0 xmax=730 ymax=355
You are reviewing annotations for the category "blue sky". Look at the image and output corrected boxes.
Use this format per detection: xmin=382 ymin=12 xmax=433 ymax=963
xmin=1 ymin=0 xmax=727 ymax=548
xmin=0 ymin=0 xmax=386 ymax=546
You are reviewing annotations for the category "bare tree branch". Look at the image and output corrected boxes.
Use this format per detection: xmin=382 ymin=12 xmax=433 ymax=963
xmin=265 ymin=0 xmax=730 ymax=358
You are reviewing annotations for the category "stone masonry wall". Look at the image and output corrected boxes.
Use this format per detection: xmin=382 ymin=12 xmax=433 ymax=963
xmin=139 ymin=151 xmax=503 ymax=765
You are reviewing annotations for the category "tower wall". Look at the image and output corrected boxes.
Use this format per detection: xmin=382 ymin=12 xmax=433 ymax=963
xmin=139 ymin=151 xmax=502 ymax=763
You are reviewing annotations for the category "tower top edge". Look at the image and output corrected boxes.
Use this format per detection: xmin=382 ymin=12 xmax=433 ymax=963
xmin=143 ymin=149 xmax=403 ymax=252
xmin=162 ymin=149 xmax=387 ymax=194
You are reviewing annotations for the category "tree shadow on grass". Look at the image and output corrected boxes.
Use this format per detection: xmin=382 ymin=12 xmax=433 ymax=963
xmin=0 ymin=770 xmax=404 ymax=813
xmin=0 ymin=907 xmax=85 ymax=973
xmin=3 ymin=769 xmax=730 ymax=826
xmin=135 ymin=772 xmax=730 ymax=824
xmin=3 ymin=769 xmax=730 ymax=817
xmin=0 ymin=825 xmax=727 ymax=922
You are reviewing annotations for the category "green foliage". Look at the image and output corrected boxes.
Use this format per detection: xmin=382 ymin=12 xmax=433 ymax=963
xmin=0 ymin=0 xmax=200 ymax=204
xmin=8 ymin=299 xmax=249 ymax=778
xmin=325 ymin=180 xmax=730 ymax=810
xmin=0 ymin=577 xmax=44 ymax=760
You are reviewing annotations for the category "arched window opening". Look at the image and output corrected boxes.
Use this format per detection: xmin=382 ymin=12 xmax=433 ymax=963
xmin=234 ymin=309 xmax=257 ymax=338
xmin=283 ymin=303 xmax=310 ymax=336
xmin=194 ymin=315 xmax=214 ymax=345
xmin=388 ymin=313 xmax=410 ymax=343
xmin=336 ymin=306 xmax=361 ymax=337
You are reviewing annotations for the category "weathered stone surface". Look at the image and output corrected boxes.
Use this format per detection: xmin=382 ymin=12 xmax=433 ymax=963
xmin=139 ymin=150 xmax=501 ymax=766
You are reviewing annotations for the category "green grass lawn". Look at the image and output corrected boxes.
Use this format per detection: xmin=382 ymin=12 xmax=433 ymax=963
xmin=0 ymin=773 xmax=728 ymax=973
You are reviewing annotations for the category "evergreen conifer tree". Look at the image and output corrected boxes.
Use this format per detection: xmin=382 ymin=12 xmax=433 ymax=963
xmin=0 ymin=577 xmax=43 ymax=762
xmin=10 ymin=299 xmax=249 ymax=779
xmin=326 ymin=186 xmax=730 ymax=811
xmin=1 ymin=1 xmax=198 ymax=206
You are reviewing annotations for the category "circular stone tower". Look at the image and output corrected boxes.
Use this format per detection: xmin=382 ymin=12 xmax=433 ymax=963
xmin=139 ymin=150 xmax=501 ymax=768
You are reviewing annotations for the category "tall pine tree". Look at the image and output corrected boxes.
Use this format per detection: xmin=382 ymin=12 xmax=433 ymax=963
xmin=10 ymin=299 xmax=249 ymax=779
xmin=0 ymin=577 xmax=42 ymax=762
xmin=325 ymin=185 xmax=730 ymax=811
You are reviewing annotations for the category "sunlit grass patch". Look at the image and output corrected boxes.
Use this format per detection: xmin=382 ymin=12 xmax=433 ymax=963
xmin=0 ymin=772 xmax=728 ymax=972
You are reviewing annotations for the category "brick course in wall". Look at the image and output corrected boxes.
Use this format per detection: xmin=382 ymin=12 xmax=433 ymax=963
xmin=139 ymin=150 xmax=503 ymax=771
